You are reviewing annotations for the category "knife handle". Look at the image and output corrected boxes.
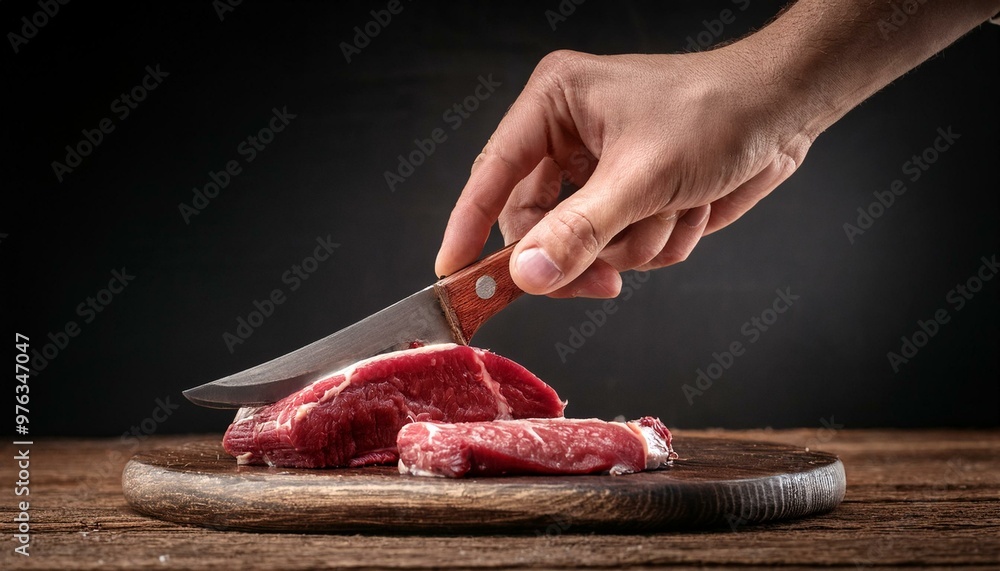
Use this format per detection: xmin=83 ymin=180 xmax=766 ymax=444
xmin=434 ymin=243 xmax=523 ymax=344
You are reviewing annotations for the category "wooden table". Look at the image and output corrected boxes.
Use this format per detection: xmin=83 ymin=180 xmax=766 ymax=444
xmin=3 ymin=429 xmax=997 ymax=569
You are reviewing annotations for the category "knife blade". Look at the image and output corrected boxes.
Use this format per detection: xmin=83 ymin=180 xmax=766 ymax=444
xmin=182 ymin=244 xmax=521 ymax=408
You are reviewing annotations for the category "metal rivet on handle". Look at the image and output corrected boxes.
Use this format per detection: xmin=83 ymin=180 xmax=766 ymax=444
xmin=476 ymin=276 xmax=497 ymax=300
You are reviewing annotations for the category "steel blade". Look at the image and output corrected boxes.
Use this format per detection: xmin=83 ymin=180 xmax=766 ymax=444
xmin=182 ymin=286 xmax=456 ymax=408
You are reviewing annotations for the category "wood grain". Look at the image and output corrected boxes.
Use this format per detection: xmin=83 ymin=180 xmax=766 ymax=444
xmin=2 ymin=429 xmax=997 ymax=570
xmin=434 ymin=244 xmax=522 ymax=343
xmin=120 ymin=435 xmax=845 ymax=532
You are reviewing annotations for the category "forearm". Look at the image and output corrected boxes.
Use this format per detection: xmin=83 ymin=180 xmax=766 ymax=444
xmin=434 ymin=0 xmax=998 ymax=291
xmin=730 ymin=0 xmax=1000 ymax=138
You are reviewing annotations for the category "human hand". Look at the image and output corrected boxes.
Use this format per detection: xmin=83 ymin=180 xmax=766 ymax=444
xmin=434 ymin=47 xmax=815 ymax=298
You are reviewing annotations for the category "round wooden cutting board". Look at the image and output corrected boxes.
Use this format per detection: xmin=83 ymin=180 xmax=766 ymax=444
xmin=122 ymin=435 xmax=845 ymax=532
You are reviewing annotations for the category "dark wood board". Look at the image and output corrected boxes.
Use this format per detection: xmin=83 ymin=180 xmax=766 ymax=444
xmin=7 ymin=430 xmax=997 ymax=570
xmin=121 ymin=435 xmax=845 ymax=533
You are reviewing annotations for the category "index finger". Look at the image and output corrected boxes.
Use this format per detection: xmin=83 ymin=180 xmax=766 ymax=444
xmin=434 ymin=91 xmax=560 ymax=277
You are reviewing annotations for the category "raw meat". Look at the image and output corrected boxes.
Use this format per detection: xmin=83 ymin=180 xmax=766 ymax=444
xmin=223 ymin=343 xmax=565 ymax=468
xmin=397 ymin=416 xmax=677 ymax=478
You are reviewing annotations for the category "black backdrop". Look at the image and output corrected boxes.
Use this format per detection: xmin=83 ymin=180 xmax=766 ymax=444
xmin=5 ymin=1 xmax=998 ymax=437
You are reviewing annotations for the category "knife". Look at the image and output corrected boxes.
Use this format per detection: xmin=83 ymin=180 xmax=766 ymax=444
xmin=182 ymin=244 xmax=522 ymax=408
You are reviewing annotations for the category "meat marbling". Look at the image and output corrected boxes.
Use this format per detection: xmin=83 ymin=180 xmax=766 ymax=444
xmin=397 ymin=416 xmax=677 ymax=477
xmin=223 ymin=343 xmax=566 ymax=468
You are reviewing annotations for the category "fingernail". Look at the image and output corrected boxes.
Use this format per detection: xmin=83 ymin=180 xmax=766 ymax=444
xmin=572 ymin=273 xmax=622 ymax=299
xmin=515 ymin=247 xmax=563 ymax=290
xmin=572 ymin=282 xmax=614 ymax=299
xmin=470 ymin=152 xmax=487 ymax=174
xmin=682 ymin=205 xmax=710 ymax=228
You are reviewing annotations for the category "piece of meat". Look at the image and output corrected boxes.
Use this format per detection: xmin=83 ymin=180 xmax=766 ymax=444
xmin=223 ymin=343 xmax=566 ymax=468
xmin=397 ymin=416 xmax=678 ymax=478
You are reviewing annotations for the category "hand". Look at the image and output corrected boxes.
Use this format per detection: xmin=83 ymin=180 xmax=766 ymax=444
xmin=434 ymin=0 xmax=998 ymax=298
xmin=434 ymin=48 xmax=814 ymax=298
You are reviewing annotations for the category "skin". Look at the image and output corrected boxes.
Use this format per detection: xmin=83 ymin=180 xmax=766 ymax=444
xmin=434 ymin=0 xmax=1000 ymax=298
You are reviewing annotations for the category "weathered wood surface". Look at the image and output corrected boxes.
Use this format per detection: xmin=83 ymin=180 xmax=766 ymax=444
xmin=121 ymin=436 xmax=845 ymax=532
xmin=2 ymin=429 xmax=998 ymax=569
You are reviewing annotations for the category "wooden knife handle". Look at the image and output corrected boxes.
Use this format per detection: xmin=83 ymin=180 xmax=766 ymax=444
xmin=434 ymin=244 xmax=523 ymax=344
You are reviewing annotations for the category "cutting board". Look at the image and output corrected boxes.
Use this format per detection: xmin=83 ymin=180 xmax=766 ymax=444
xmin=122 ymin=435 xmax=845 ymax=532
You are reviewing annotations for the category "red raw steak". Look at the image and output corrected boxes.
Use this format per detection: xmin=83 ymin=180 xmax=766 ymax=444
xmin=223 ymin=344 xmax=565 ymax=468
xmin=397 ymin=416 xmax=677 ymax=477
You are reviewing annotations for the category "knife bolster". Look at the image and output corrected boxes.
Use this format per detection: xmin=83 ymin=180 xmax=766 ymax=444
xmin=434 ymin=244 xmax=523 ymax=343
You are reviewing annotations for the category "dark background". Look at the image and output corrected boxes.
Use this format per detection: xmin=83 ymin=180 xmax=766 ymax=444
xmin=4 ymin=1 xmax=998 ymax=437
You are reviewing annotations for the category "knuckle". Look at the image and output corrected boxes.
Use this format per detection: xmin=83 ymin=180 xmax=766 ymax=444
xmin=671 ymin=249 xmax=691 ymax=264
xmin=531 ymin=50 xmax=593 ymax=96
xmin=498 ymin=213 xmax=529 ymax=243
xmin=535 ymin=49 xmax=586 ymax=79
xmin=547 ymin=207 xmax=601 ymax=258
xmin=455 ymin=194 xmax=496 ymax=229
xmin=651 ymin=247 xmax=688 ymax=268
xmin=476 ymin=146 xmax=519 ymax=180
xmin=629 ymin=241 xmax=665 ymax=268
xmin=498 ymin=212 xmax=514 ymax=237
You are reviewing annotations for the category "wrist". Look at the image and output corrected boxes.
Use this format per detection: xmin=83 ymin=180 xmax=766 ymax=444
xmin=687 ymin=38 xmax=829 ymax=163
xmin=720 ymin=26 xmax=845 ymax=144
xmin=724 ymin=0 xmax=1000 ymax=143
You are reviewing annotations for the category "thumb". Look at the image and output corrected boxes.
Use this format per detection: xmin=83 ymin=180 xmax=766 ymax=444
xmin=509 ymin=169 xmax=648 ymax=295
